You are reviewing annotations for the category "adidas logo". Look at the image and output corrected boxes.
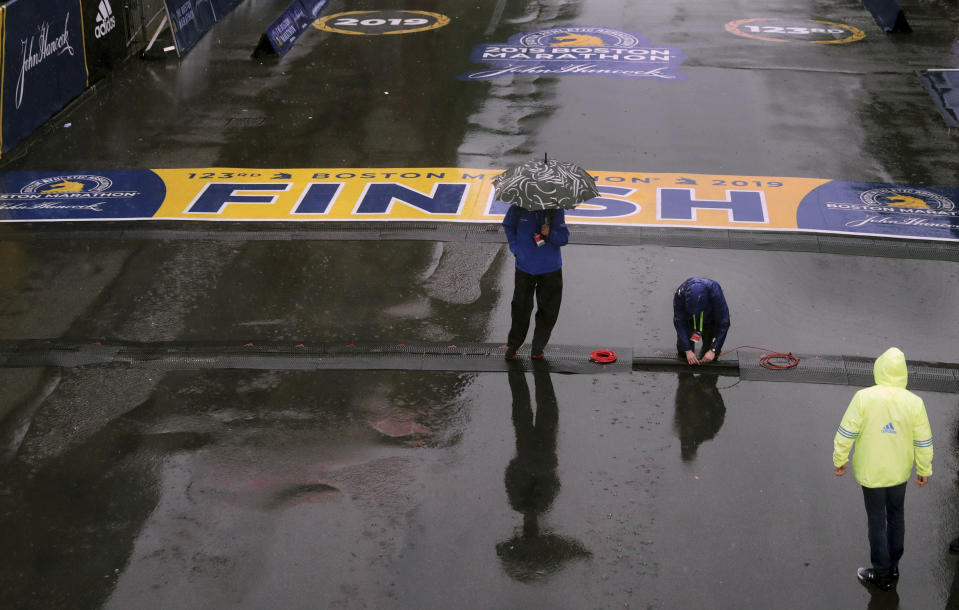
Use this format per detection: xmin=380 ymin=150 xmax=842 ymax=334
xmin=881 ymin=422 xmax=897 ymax=434
xmin=95 ymin=0 xmax=117 ymax=39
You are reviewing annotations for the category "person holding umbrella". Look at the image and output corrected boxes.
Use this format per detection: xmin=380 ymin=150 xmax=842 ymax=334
xmin=495 ymin=156 xmax=599 ymax=360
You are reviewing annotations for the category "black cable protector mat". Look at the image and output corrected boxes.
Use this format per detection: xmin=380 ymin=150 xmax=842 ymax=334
xmin=0 ymin=341 xmax=632 ymax=375
xmin=738 ymin=352 xmax=959 ymax=394
xmin=3 ymin=341 xmax=957 ymax=392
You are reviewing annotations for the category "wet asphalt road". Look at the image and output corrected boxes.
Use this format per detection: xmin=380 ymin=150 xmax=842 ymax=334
xmin=2 ymin=0 xmax=959 ymax=608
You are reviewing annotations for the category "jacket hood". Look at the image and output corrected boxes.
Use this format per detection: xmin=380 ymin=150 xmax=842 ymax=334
xmin=683 ymin=281 xmax=708 ymax=314
xmin=874 ymin=347 xmax=908 ymax=388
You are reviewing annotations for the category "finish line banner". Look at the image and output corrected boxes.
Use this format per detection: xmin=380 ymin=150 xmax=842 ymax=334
xmin=0 ymin=168 xmax=955 ymax=242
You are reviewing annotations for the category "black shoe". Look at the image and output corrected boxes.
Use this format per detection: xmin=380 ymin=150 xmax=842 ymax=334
xmin=504 ymin=346 xmax=518 ymax=360
xmin=857 ymin=567 xmax=894 ymax=591
xmin=950 ymin=537 xmax=959 ymax=553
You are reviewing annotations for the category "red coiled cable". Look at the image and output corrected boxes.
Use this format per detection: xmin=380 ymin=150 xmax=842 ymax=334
xmin=719 ymin=345 xmax=800 ymax=370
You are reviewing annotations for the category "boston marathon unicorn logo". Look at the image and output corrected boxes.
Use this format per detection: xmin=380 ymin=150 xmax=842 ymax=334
xmin=459 ymin=26 xmax=686 ymax=81
xmin=22 ymin=175 xmax=114 ymax=194
xmin=859 ymin=187 xmax=955 ymax=213
xmin=551 ymin=32 xmax=605 ymax=46
xmin=796 ymin=181 xmax=959 ymax=241
xmin=39 ymin=180 xmax=90 ymax=193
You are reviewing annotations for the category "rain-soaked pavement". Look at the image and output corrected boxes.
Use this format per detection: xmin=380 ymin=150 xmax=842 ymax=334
xmin=1 ymin=0 xmax=959 ymax=608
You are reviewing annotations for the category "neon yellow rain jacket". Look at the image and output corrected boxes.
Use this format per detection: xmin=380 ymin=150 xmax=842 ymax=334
xmin=833 ymin=347 xmax=933 ymax=488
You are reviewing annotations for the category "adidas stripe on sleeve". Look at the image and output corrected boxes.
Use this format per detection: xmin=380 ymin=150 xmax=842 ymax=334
xmin=837 ymin=425 xmax=858 ymax=440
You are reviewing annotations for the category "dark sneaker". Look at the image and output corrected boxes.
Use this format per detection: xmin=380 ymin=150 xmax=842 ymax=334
xmin=857 ymin=567 xmax=894 ymax=591
xmin=950 ymin=537 xmax=959 ymax=554
xmin=531 ymin=353 xmax=544 ymax=360
xmin=504 ymin=347 xmax=518 ymax=360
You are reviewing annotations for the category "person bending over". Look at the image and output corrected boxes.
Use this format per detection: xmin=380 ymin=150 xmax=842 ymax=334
xmin=673 ymin=277 xmax=730 ymax=366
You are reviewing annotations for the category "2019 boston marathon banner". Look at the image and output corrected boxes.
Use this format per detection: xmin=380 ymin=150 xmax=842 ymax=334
xmin=0 ymin=168 xmax=955 ymax=242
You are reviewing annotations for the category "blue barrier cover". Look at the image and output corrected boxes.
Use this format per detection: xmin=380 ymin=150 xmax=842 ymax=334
xmin=165 ymin=0 xmax=217 ymax=55
xmin=80 ymin=0 xmax=128 ymax=83
xmin=262 ymin=0 xmax=328 ymax=56
xmin=1 ymin=0 xmax=88 ymax=153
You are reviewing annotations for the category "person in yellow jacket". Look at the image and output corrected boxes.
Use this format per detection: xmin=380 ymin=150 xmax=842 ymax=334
xmin=833 ymin=347 xmax=933 ymax=591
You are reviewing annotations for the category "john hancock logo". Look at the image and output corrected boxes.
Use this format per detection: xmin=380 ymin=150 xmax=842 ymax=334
xmin=0 ymin=175 xmax=137 ymax=213
xmin=17 ymin=14 xmax=76 ymax=109
xmin=459 ymin=26 xmax=686 ymax=81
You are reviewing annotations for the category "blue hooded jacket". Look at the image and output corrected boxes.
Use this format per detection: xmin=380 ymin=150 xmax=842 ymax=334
xmin=502 ymin=207 xmax=569 ymax=275
xmin=673 ymin=277 xmax=730 ymax=353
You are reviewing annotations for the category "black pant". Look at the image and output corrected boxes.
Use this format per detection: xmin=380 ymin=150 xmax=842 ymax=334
xmin=676 ymin=322 xmax=717 ymax=360
xmin=508 ymin=268 xmax=563 ymax=354
xmin=862 ymin=482 xmax=907 ymax=574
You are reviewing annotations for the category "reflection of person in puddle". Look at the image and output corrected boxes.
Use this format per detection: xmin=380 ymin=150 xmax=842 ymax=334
xmin=673 ymin=373 xmax=726 ymax=462
xmin=497 ymin=362 xmax=590 ymax=582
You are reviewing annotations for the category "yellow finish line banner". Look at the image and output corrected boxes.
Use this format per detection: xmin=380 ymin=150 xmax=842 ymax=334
xmin=1 ymin=168 xmax=956 ymax=241
xmin=153 ymin=168 xmax=821 ymax=229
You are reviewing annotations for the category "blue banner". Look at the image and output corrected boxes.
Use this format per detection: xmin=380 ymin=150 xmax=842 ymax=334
xmin=796 ymin=181 xmax=959 ymax=241
xmin=259 ymin=0 xmax=328 ymax=56
xmin=165 ymin=0 xmax=217 ymax=55
xmin=0 ymin=170 xmax=166 ymax=221
xmin=1 ymin=0 xmax=88 ymax=154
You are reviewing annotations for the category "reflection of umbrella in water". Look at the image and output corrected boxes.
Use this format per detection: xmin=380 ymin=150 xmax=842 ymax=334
xmin=496 ymin=531 xmax=591 ymax=583
xmin=492 ymin=154 xmax=600 ymax=211
xmin=497 ymin=362 xmax=590 ymax=582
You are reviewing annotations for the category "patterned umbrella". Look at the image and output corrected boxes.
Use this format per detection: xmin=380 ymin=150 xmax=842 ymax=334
xmin=492 ymin=155 xmax=600 ymax=211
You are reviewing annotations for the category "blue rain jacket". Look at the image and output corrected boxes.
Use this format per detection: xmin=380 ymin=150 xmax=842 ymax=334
xmin=502 ymin=207 xmax=569 ymax=275
xmin=673 ymin=277 xmax=731 ymax=353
